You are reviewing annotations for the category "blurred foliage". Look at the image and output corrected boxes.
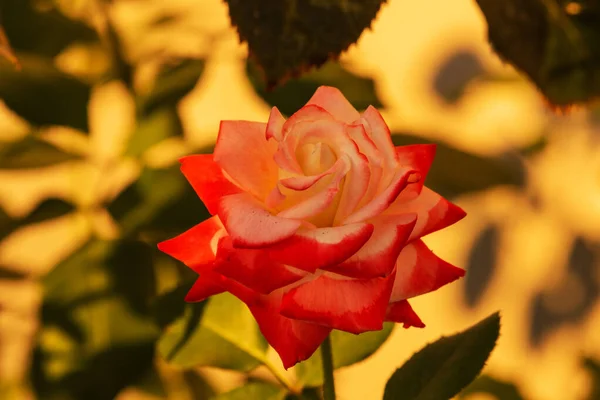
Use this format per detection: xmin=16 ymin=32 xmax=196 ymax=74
xmin=474 ymin=0 xmax=600 ymax=106
xmin=464 ymin=225 xmax=501 ymax=308
xmin=226 ymin=0 xmax=386 ymax=87
xmin=460 ymin=375 xmax=525 ymax=400
xmin=213 ymin=380 xmax=287 ymax=400
xmin=0 ymin=135 xmax=81 ymax=169
xmin=383 ymin=313 xmax=501 ymax=400
xmin=0 ymin=198 xmax=75 ymax=242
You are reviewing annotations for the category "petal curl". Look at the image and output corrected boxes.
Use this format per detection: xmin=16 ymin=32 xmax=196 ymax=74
xmin=280 ymin=271 xmax=395 ymax=334
xmin=214 ymin=120 xmax=278 ymax=199
xmin=390 ymin=240 xmax=465 ymax=302
xmin=306 ymin=86 xmax=360 ymax=123
xmin=266 ymin=107 xmax=285 ymax=141
xmin=184 ymin=275 xmax=224 ymax=302
xmin=385 ymin=300 xmax=425 ymax=328
xmin=212 ymin=237 xmax=306 ymax=294
xmin=184 ymin=270 xmax=260 ymax=305
xmin=395 ymin=144 xmax=436 ymax=178
xmin=157 ymin=216 xmax=224 ymax=271
xmin=219 ymin=193 xmax=302 ymax=248
xmin=180 ymin=155 xmax=242 ymax=215
xmin=385 ymin=187 xmax=466 ymax=240
xmin=249 ymin=294 xmax=331 ymax=369
xmin=361 ymin=106 xmax=397 ymax=168
xmin=323 ymin=214 xmax=416 ymax=278
xmin=267 ymin=222 xmax=374 ymax=272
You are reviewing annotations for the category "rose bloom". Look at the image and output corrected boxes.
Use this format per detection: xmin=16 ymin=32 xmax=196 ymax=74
xmin=158 ymin=87 xmax=465 ymax=368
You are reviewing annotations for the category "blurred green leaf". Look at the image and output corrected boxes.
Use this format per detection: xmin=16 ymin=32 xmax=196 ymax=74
xmin=184 ymin=370 xmax=217 ymax=400
xmin=464 ymin=225 xmax=500 ymax=308
xmin=0 ymin=198 xmax=75 ymax=241
xmin=0 ymin=136 xmax=81 ymax=169
xmin=383 ymin=312 xmax=501 ymax=400
xmin=213 ymin=381 xmax=287 ymax=400
xmin=137 ymin=59 xmax=205 ymax=115
xmin=296 ymin=323 xmax=394 ymax=387
xmin=474 ymin=0 xmax=600 ymax=106
xmin=125 ymin=107 xmax=183 ymax=158
xmin=151 ymin=279 xmax=195 ymax=329
xmin=460 ymin=375 xmax=525 ymax=400
xmin=1 ymin=0 xmax=97 ymax=58
xmin=130 ymin=366 xmax=167 ymax=398
xmin=248 ymin=61 xmax=381 ymax=116
xmin=0 ymin=55 xmax=90 ymax=131
xmin=226 ymin=0 xmax=385 ymax=86
xmin=158 ymin=293 xmax=268 ymax=371
xmin=286 ymin=388 xmax=322 ymax=400
xmin=583 ymin=357 xmax=600 ymax=400
xmin=392 ymin=134 xmax=525 ymax=198
xmin=34 ymin=239 xmax=159 ymax=400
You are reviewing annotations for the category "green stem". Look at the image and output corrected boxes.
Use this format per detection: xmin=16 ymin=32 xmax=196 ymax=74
xmin=321 ymin=335 xmax=336 ymax=400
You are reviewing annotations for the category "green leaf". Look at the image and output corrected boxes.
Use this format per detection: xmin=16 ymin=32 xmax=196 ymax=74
xmin=297 ymin=323 xmax=394 ymax=386
xmin=226 ymin=0 xmax=386 ymax=86
xmin=474 ymin=0 xmax=600 ymax=106
xmin=213 ymin=381 xmax=287 ymax=400
xmin=0 ymin=55 xmax=91 ymax=131
xmin=34 ymin=238 xmax=160 ymax=400
xmin=158 ymin=293 xmax=268 ymax=371
xmin=0 ymin=136 xmax=81 ymax=169
xmin=583 ymin=357 xmax=600 ymax=400
xmin=125 ymin=107 xmax=183 ymax=158
xmin=151 ymin=279 xmax=195 ymax=329
xmin=392 ymin=134 xmax=525 ymax=198
xmin=0 ymin=198 xmax=75 ymax=241
xmin=248 ymin=61 xmax=381 ymax=115
xmin=459 ymin=375 xmax=524 ymax=400
xmin=137 ymin=59 xmax=205 ymax=115
xmin=383 ymin=312 xmax=501 ymax=400
xmin=464 ymin=225 xmax=500 ymax=308
xmin=1 ymin=0 xmax=97 ymax=58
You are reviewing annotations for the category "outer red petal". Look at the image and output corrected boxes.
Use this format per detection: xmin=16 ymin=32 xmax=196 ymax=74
xmin=385 ymin=300 xmax=425 ymax=328
xmin=386 ymin=187 xmax=466 ymax=240
xmin=214 ymin=120 xmax=278 ymax=199
xmin=184 ymin=276 xmax=224 ymax=302
xmin=179 ymin=155 xmax=242 ymax=215
xmin=280 ymin=271 xmax=395 ymax=334
xmin=218 ymin=193 xmax=302 ymax=248
xmin=391 ymin=240 xmax=465 ymax=302
xmin=249 ymin=295 xmax=331 ymax=369
xmin=184 ymin=270 xmax=260 ymax=305
xmin=306 ymin=86 xmax=360 ymax=124
xmin=323 ymin=214 xmax=416 ymax=278
xmin=157 ymin=216 xmax=224 ymax=271
xmin=212 ymin=238 xmax=306 ymax=294
xmin=266 ymin=222 xmax=374 ymax=273
xmin=395 ymin=144 xmax=436 ymax=178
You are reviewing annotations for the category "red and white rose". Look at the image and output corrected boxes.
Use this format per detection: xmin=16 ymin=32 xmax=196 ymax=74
xmin=158 ymin=86 xmax=466 ymax=368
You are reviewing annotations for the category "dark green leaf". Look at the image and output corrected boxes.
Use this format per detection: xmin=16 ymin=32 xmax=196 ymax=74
xmin=392 ymin=134 xmax=525 ymax=198
xmin=1 ymin=0 xmax=97 ymax=58
xmin=0 ymin=55 xmax=90 ymax=130
xmin=125 ymin=107 xmax=183 ymax=158
xmin=0 ymin=136 xmax=81 ymax=169
xmin=464 ymin=225 xmax=500 ymax=308
xmin=131 ymin=366 xmax=168 ymax=398
xmin=286 ymin=387 xmax=322 ymax=400
xmin=158 ymin=293 xmax=268 ymax=371
xmin=383 ymin=312 xmax=501 ymax=400
xmin=248 ymin=61 xmax=381 ymax=115
xmin=296 ymin=323 xmax=394 ymax=386
xmin=226 ymin=0 xmax=386 ymax=86
xmin=583 ymin=357 xmax=600 ymax=400
xmin=474 ymin=0 xmax=600 ymax=106
xmin=460 ymin=375 xmax=524 ymax=400
xmin=151 ymin=279 xmax=195 ymax=329
xmin=213 ymin=381 xmax=287 ymax=400
xmin=137 ymin=59 xmax=205 ymax=115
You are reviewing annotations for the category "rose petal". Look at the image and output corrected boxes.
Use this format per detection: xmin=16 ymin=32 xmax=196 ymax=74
xmin=280 ymin=271 xmax=395 ymax=334
xmin=212 ymin=237 xmax=306 ymax=294
xmin=266 ymin=107 xmax=285 ymax=141
xmin=343 ymin=167 xmax=419 ymax=224
xmin=184 ymin=275 xmax=225 ymax=302
xmin=361 ymin=106 xmax=397 ymax=167
xmin=249 ymin=293 xmax=331 ymax=369
xmin=395 ymin=144 xmax=436 ymax=178
xmin=280 ymin=153 xmax=342 ymax=191
xmin=157 ymin=216 xmax=224 ymax=271
xmin=390 ymin=240 xmax=465 ymax=302
xmin=323 ymin=214 xmax=416 ymax=278
xmin=346 ymin=123 xmax=383 ymax=207
xmin=180 ymin=155 xmax=242 ymax=214
xmin=219 ymin=193 xmax=302 ymax=248
xmin=267 ymin=222 xmax=374 ymax=272
xmin=385 ymin=300 xmax=425 ymax=328
xmin=214 ymin=120 xmax=278 ymax=199
xmin=306 ymin=86 xmax=360 ymax=124
xmin=185 ymin=270 xmax=260 ymax=305
xmin=385 ymin=187 xmax=466 ymax=240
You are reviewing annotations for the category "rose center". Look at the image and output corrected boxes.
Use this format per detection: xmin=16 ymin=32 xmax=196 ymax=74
xmin=296 ymin=142 xmax=337 ymax=176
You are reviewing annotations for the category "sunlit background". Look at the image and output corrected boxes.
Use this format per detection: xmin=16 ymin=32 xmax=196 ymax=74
xmin=1 ymin=0 xmax=600 ymax=399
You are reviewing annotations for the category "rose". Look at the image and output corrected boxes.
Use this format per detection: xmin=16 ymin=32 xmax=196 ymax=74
xmin=158 ymin=86 xmax=466 ymax=368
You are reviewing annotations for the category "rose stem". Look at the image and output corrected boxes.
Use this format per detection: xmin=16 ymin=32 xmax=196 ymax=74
xmin=321 ymin=335 xmax=337 ymax=400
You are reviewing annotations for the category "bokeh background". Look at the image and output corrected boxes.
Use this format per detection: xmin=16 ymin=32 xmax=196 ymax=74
xmin=1 ymin=0 xmax=600 ymax=399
